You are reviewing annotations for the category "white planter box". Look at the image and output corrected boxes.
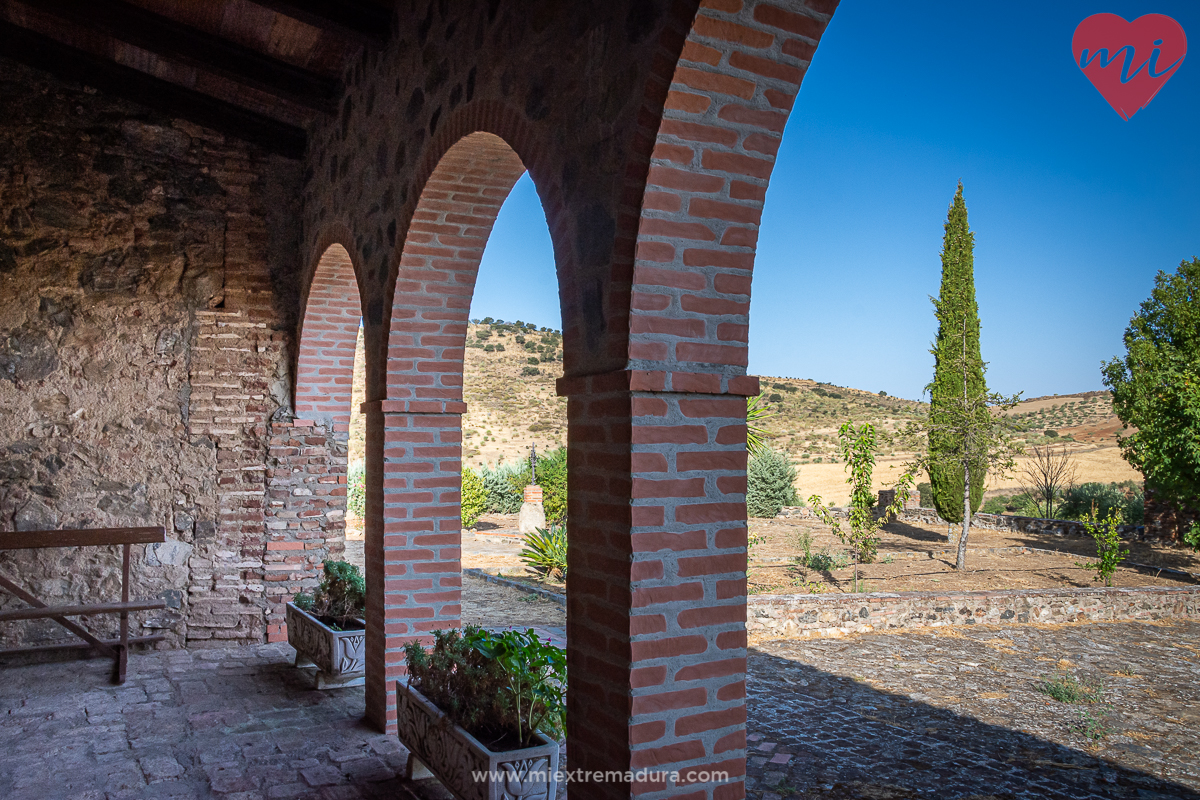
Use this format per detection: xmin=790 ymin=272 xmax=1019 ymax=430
xmin=396 ymin=679 xmax=560 ymax=800
xmin=285 ymin=602 xmax=366 ymax=688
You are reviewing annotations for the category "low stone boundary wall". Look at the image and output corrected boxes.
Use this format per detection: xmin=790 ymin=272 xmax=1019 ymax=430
xmin=747 ymin=585 xmax=1200 ymax=640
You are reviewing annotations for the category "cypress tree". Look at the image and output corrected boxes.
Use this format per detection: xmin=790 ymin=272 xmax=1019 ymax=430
xmin=928 ymin=183 xmax=987 ymax=525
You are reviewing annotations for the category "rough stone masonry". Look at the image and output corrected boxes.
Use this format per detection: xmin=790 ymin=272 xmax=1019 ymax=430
xmin=0 ymin=58 xmax=347 ymax=649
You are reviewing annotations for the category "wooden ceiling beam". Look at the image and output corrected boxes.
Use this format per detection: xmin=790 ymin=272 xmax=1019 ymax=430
xmin=0 ymin=21 xmax=307 ymax=158
xmin=250 ymin=0 xmax=391 ymax=46
xmin=25 ymin=0 xmax=340 ymax=113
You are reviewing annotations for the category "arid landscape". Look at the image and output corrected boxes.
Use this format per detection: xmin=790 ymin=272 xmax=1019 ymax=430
xmin=346 ymin=320 xmax=1139 ymax=507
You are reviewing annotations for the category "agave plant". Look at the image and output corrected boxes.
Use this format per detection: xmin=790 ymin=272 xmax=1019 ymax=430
xmin=519 ymin=525 xmax=567 ymax=581
xmin=746 ymin=392 xmax=774 ymax=456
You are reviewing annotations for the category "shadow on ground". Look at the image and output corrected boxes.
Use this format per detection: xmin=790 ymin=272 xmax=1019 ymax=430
xmin=748 ymin=631 xmax=1200 ymax=799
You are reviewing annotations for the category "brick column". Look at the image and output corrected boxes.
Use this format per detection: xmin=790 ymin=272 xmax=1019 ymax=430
xmin=561 ymin=369 xmax=756 ymax=800
xmin=362 ymin=399 xmax=465 ymax=733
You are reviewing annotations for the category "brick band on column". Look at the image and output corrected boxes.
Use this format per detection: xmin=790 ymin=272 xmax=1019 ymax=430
xmin=362 ymin=398 xmax=466 ymax=734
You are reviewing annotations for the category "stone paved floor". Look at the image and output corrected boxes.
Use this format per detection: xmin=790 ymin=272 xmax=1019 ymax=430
xmin=749 ymin=620 xmax=1200 ymax=799
xmin=6 ymin=618 xmax=1198 ymax=798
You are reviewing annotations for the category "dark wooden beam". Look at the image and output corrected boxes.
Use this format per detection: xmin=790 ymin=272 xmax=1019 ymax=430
xmin=0 ymin=21 xmax=307 ymax=158
xmin=26 ymin=0 xmax=339 ymax=113
xmin=0 ymin=526 xmax=165 ymax=551
xmin=251 ymin=0 xmax=391 ymax=45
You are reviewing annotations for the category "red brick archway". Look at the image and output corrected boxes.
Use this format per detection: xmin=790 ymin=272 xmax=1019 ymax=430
xmin=363 ymin=130 xmax=534 ymax=731
xmin=264 ymin=243 xmax=364 ymax=642
xmin=295 ymin=243 xmax=363 ymax=431
xmin=301 ymin=1 xmax=841 ymax=797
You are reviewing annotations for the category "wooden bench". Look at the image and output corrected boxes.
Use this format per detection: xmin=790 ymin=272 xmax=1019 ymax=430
xmin=0 ymin=527 xmax=168 ymax=683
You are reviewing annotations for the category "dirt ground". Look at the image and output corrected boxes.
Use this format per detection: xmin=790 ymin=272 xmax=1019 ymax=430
xmin=747 ymin=515 xmax=1199 ymax=595
xmin=349 ymin=511 xmax=1198 ymax=608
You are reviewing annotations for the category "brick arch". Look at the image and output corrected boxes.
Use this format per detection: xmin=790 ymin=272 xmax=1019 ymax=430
xmin=295 ymin=242 xmax=364 ymax=430
xmin=604 ymin=0 xmax=839 ymax=796
xmin=363 ymin=127 xmax=551 ymax=732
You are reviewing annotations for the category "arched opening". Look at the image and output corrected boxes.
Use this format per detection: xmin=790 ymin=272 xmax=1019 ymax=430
xmin=365 ymin=131 xmax=543 ymax=731
xmin=266 ymin=243 xmax=364 ymax=643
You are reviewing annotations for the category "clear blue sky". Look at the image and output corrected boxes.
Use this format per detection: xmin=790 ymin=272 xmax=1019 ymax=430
xmin=471 ymin=1 xmax=1199 ymax=401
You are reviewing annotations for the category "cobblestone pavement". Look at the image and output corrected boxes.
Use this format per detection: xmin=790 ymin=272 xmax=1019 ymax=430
xmin=748 ymin=620 xmax=1200 ymax=799
xmin=7 ymin=588 xmax=1198 ymax=798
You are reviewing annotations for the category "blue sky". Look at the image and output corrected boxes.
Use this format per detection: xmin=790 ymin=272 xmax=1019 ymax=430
xmin=471 ymin=1 xmax=1199 ymax=401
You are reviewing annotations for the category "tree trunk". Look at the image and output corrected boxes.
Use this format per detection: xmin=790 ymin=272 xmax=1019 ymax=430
xmin=957 ymin=463 xmax=971 ymax=571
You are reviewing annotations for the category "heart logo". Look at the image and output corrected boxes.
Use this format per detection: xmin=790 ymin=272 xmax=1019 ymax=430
xmin=1072 ymin=13 xmax=1187 ymax=120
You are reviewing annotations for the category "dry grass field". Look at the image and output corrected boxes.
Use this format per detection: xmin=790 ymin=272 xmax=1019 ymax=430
xmin=343 ymin=320 xmax=1139 ymax=507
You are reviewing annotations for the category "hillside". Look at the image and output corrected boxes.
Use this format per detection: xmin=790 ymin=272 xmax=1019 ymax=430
xmin=346 ymin=320 xmax=1139 ymax=505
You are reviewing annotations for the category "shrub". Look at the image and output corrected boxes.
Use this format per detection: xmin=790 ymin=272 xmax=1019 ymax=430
xmin=293 ymin=560 xmax=365 ymax=630
xmin=1183 ymin=521 xmax=1200 ymax=551
xmin=520 ymin=524 xmax=567 ymax=580
xmin=1059 ymin=482 xmax=1140 ymax=524
xmin=404 ymin=626 xmax=565 ymax=749
xmin=484 ymin=344 xmax=495 ymax=352
xmin=461 ymin=467 xmax=487 ymax=528
xmin=981 ymin=495 xmax=1006 ymax=514
xmin=347 ymin=459 xmax=365 ymax=518
xmin=917 ymin=482 xmax=933 ymax=508
xmin=481 ymin=461 xmax=523 ymax=513
xmin=1076 ymin=509 xmax=1129 ymax=587
xmin=746 ymin=448 xmax=799 ymax=518
xmin=527 ymin=357 xmax=539 ymax=365
xmin=522 ymin=365 xmax=540 ymax=376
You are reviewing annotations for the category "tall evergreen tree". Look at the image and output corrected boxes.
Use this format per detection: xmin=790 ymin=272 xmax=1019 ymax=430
xmin=927 ymin=183 xmax=988 ymax=527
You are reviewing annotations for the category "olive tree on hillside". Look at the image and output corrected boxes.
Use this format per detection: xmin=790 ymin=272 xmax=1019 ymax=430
xmin=1102 ymin=257 xmax=1200 ymax=536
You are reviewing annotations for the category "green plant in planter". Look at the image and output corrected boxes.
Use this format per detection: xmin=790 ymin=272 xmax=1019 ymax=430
xmin=293 ymin=560 xmax=365 ymax=631
xmin=404 ymin=626 xmax=565 ymax=750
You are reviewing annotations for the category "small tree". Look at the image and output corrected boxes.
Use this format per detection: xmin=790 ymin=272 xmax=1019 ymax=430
xmin=1076 ymin=509 xmax=1129 ymax=587
xmin=808 ymin=422 xmax=913 ymax=591
xmin=1102 ymin=257 xmax=1200 ymax=537
xmin=1018 ymin=444 xmax=1077 ymax=519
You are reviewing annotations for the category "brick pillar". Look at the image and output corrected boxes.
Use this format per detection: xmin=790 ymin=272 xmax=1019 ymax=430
xmin=561 ymin=369 xmax=756 ymax=800
xmin=362 ymin=399 xmax=465 ymax=733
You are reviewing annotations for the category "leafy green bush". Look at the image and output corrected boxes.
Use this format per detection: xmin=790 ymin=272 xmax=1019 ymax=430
xmin=916 ymin=481 xmax=933 ymax=508
xmin=461 ymin=467 xmax=487 ymax=528
xmin=519 ymin=525 xmax=567 ymax=580
xmin=1076 ymin=509 xmax=1129 ymax=586
xmin=981 ymin=495 xmax=1006 ymax=514
xmin=747 ymin=447 xmax=799 ymax=518
xmin=1183 ymin=521 xmax=1200 ymax=551
xmin=404 ymin=626 xmax=566 ymax=749
xmin=293 ymin=560 xmax=365 ymax=630
xmin=1059 ymin=482 xmax=1143 ymax=524
xmin=522 ymin=366 xmax=540 ymax=376
xmin=481 ymin=461 xmax=523 ymax=513
xmin=347 ymin=459 xmax=365 ymax=518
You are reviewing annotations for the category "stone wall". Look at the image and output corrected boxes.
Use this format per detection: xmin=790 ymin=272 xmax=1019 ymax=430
xmin=748 ymin=585 xmax=1200 ymax=640
xmin=0 ymin=58 xmax=338 ymax=649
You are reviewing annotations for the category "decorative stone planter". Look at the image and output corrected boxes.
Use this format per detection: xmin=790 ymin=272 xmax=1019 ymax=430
xmin=396 ymin=679 xmax=560 ymax=800
xmin=285 ymin=602 xmax=366 ymax=689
